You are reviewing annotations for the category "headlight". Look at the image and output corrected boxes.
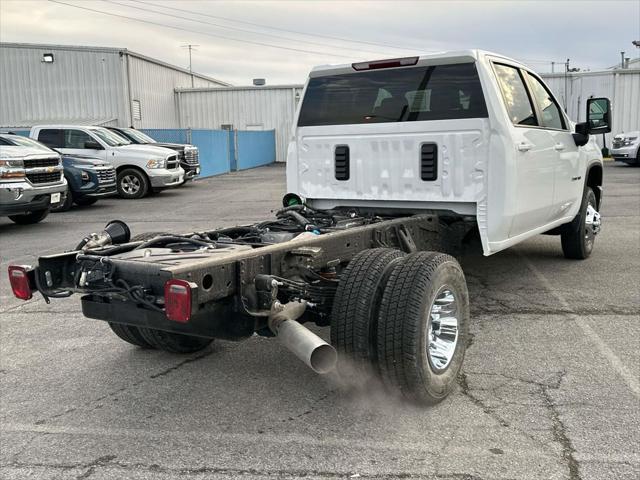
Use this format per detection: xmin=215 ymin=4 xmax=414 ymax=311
xmin=146 ymin=158 xmax=166 ymax=169
xmin=624 ymin=137 xmax=638 ymax=146
xmin=0 ymin=160 xmax=25 ymax=180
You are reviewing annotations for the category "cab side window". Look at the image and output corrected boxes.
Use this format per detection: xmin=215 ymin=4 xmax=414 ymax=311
xmin=63 ymin=129 xmax=94 ymax=149
xmin=524 ymin=72 xmax=566 ymax=130
xmin=493 ymin=64 xmax=537 ymax=127
xmin=38 ymin=129 xmax=64 ymax=148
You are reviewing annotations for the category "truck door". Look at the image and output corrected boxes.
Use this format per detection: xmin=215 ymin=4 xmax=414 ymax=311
xmin=60 ymin=129 xmax=108 ymax=161
xmin=522 ymin=71 xmax=582 ymax=222
xmin=492 ymin=63 xmax=556 ymax=237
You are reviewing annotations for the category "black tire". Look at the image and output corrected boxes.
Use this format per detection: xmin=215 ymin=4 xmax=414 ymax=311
xmin=8 ymin=208 xmax=49 ymax=224
xmin=74 ymin=196 xmax=98 ymax=207
xmin=561 ymin=187 xmax=598 ymax=260
xmin=137 ymin=327 xmax=213 ymax=354
xmin=117 ymin=168 xmax=149 ymax=199
xmin=51 ymin=187 xmax=73 ymax=212
xmin=377 ymin=252 xmax=469 ymax=405
xmin=330 ymin=248 xmax=405 ymax=376
xmin=108 ymin=323 xmax=154 ymax=349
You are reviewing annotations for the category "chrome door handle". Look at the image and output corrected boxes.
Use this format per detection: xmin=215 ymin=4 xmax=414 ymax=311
xmin=554 ymin=143 xmax=565 ymax=151
xmin=517 ymin=142 xmax=533 ymax=152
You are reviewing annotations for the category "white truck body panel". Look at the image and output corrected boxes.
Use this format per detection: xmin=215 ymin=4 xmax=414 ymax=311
xmin=287 ymin=50 xmax=603 ymax=255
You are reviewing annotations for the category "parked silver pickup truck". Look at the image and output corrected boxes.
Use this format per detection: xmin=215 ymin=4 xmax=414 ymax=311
xmin=0 ymin=144 xmax=67 ymax=224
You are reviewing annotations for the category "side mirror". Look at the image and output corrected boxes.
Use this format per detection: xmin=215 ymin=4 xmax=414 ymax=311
xmin=84 ymin=141 xmax=103 ymax=150
xmin=586 ymin=97 xmax=611 ymax=134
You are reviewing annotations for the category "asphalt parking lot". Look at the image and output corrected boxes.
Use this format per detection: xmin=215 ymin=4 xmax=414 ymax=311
xmin=1 ymin=162 xmax=638 ymax=480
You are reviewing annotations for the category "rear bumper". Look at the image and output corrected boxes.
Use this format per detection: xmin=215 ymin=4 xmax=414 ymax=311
xmin=81 ymin=294 xmax=254 ymax=341
xmin=0 ymin=180 xmax=67 ymax=215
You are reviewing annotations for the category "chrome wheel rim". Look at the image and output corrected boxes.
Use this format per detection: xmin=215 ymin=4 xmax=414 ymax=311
xmin=427 ymin=286 xmax=459 ymax=371
xmin=121 ymin=175 xmax=141 ymax=195
xmin=584 ymin=203 xmax=600 ymax=250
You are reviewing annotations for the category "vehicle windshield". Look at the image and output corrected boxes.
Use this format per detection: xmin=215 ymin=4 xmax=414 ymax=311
xmin=92 ymin=128 xmax=132 ymax=146
xmin=0 ymin=134 xmax=54 ymax=152
xmin=298 ymin=63 xmax=488 ymax=126
xmin=121 ymin=128 xmax=156 ymax=144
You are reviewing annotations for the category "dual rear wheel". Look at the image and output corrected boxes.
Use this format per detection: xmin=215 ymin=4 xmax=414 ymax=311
xmin=331 ymin=248 xmax=469 ymax=405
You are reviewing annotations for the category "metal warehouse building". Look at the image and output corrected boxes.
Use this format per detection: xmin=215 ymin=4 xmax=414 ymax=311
xmin=175 ymin=85 xmax=302 ymax=163
xmin=0 ymin=42 xmax=229 ymax=129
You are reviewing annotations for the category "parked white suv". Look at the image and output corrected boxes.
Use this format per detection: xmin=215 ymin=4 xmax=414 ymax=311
xmin=287 ymin=50 xmax=610 ymax=259
xmin=30 ymin=126 xmax=184 ymax=199
xmin=611 ymin=131 xmax=639 ymax=165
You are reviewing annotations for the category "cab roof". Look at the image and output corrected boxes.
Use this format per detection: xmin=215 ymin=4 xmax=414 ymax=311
xmin=309 ymin=49 xmax=525 ymax=77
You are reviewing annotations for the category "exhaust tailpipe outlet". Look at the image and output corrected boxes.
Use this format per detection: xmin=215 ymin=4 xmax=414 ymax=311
xmin=268 ymin=301 xmax=337 ymax=374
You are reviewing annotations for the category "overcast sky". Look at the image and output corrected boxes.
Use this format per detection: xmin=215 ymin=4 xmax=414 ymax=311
xmin=1 ymin=0 xmax=639 ymax=85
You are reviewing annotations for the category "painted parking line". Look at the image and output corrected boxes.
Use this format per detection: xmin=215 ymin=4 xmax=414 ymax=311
xmin=519 ymin=252 xmax=640 ymax=397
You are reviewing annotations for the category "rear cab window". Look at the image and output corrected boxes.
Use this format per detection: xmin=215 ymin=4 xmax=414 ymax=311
xmin=298 ymin=63 xmax=488 ymax=127
xmin=37 ymin=129 xmax=64 ymax=148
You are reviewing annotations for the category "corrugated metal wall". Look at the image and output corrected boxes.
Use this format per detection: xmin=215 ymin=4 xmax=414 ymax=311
xmin=126 ymin=54 xmax=226 ymax=129
xmin=0 ymin=44 xmax=128 ymax=127
xmin=541 ymin=70 xmax=640 ymax=147
xmin=176 ymin=86 xmax=302 ymax=162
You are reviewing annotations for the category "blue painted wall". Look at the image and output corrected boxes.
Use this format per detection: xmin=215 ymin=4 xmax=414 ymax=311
xmin=190 ymin=130 xmax=231 ymax=177
xmin=236 ymin=130 xmax=276 ymax=170
xmin=141 ymin=128 xmax=275 ymax=178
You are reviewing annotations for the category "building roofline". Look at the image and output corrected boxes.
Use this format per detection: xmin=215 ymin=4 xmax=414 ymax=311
xmin=175 ymin=84 xmax=303 ymax=93
xmin=540 ymin=68 xmax=640 ymax=78
xmin=0 ymin=42 xmax=232 ymax=86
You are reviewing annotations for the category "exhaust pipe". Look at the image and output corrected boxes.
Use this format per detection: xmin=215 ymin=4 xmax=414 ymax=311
xmin=268 ymin=300 xmax=337 ymax=374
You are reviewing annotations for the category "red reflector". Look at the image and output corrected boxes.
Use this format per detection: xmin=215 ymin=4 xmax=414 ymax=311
xmin=352 ymin=56 xmax=419 ymax=71
xmin=164 ymin=279 xmax=192 ymax=323
xmin=8 ymin=265 xmax=33 ymax=300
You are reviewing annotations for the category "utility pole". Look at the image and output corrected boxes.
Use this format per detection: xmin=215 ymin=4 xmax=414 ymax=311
xmin=563 ymin=59 xmax=569 ymax=112
xmin=181 ymin=44 xmax=199 ymax=87
xmin=551 ymin=61 xmax=555 ymax=73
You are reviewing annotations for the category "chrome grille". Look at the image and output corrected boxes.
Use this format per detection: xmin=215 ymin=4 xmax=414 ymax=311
xmin=96 ymin=167 xmax=116 ymax=184
xmin=183 ymin=148 xmax=199 ymax=165
xmin=27 ymin=172 xmax=62 ymax=184
xmin=23 ymin=157 xmax=60 ymax=168
xmin=167 ymin=155 xmax=179 ymax=170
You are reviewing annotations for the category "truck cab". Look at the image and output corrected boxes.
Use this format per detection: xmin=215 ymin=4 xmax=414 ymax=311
xmin=287 ymin=50 xmax=609 ymax=257
xmin=29 ymin=125 xmax=185 ymax=199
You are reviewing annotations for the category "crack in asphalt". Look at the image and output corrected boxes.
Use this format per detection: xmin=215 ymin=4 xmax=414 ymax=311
xmin=460 ymin=370 xmax=582 ymax=480
xmin=1 ymin=458 xmax=493 ymax=479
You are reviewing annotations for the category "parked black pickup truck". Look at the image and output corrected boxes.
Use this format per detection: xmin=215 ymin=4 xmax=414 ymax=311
xmin=106 ymin=127 xmax=200 ymax=182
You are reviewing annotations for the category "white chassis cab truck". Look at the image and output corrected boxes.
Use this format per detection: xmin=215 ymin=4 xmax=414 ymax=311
xmin=9 ymin=51 xmax=610 ymax=405
xmin=29 ymin=126 xmax=185 ymax=199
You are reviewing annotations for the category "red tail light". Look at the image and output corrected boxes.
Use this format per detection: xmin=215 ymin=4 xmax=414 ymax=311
xmin=8 ymin=265 xmax=33 ymax=300
xmin=352 ymin=56 xmax=419 ymax=71
xmin=164 ymin=279 xmax=193 ymax=323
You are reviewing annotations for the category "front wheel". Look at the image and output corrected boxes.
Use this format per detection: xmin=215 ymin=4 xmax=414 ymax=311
xmin=8 ymin=209 xmax=49 ymax=224
xmin=377 ymin=252 xmax=469 ymax=405
xmin=561 ymin=187 xmax=600 ymax=259
xmin=117 ymin=168 xmax=149 ymax=199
